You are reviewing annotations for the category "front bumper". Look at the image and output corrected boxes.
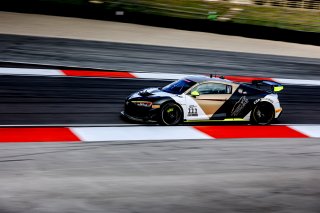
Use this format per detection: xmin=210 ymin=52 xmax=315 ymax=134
xmin=122 ymin=99 xmax=160 ymax=123
xmin=120 ymin=111 xmax=158 ymax=123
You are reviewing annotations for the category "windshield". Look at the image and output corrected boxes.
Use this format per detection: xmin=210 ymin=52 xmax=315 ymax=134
xmin=161 ymin=79 xmax=197 ymax=94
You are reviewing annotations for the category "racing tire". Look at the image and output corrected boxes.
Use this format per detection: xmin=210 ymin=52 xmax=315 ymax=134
xmin=250 ymin=102 xmax=275 ymax=125
xmin=159 ymin=102 xmax=183 ymax=126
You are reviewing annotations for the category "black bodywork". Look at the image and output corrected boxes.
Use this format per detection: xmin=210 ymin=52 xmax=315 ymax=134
xmin=211 ymin=84 xmax=270 ymax=120
xmin=121 ymin=78 xmax=282 ymax=123
xmin=122 ymin=88 xmax=174 ymax=122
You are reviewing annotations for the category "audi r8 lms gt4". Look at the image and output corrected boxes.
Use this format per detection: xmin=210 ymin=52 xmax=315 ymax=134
xmin=121 ymin=76 xmax=283 ymax=125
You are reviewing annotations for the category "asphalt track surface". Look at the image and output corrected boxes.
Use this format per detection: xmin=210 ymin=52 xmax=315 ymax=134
xmin=1 ymin=34 xmax=320 ymax=80
xmin=1 ymin=139 xmax=320 ymax=213
xmin=0 ymin=75 xmax=319 ymax=125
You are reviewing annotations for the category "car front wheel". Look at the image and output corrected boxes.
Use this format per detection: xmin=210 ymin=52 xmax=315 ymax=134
xmin=159 ymin=103 xmax=183 ymax=126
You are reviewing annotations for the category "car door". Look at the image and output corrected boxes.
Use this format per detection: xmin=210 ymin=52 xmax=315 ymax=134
xmin=187 ymin=82 xmax=233 ymax=118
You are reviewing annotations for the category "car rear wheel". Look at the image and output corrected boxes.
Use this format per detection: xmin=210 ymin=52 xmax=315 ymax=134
xmin=250 ymin=102 xmax=275 ymax=125
xmin=159 ymin=103 xmax=182 ymax=126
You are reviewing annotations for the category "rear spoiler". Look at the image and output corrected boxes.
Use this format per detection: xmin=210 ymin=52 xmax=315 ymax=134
xmin=251 ymin=80 xmax=284 ymax=93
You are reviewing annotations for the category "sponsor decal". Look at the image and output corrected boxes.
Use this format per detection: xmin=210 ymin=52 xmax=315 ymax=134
xmin=254 ymin=98 xmax=273 ymax=105
xmin=265 ymin=98 xmax=274 ymax=103
xmin=237 ymin=88 xmax=247 ymax=95
xmin=254 ymin=98 xmax=261 ymax=105
xmin=231 ymin=96 xmax=249 ymax=117
xmin=188 ymin=105 xmax=198 ymax=116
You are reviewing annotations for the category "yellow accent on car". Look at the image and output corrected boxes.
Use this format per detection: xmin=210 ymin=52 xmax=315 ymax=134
xmin=274 ymin=86 xmax=284 ymax=92
xmin=185 ymin=118 xmax=245 ymax=122
xmin=191 ymin=91 xmax=200 ymax=97
xmin=167 ymin=108 xmax=174 ymax=113
xmin=275 ymin=108 xmax=282 ymax=113
xmin=223 ymin=118 xmax=245 ymax=121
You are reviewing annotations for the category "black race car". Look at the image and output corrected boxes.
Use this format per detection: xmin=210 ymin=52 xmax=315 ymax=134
xmin=121 ymin=75 xmax=283 ymax=125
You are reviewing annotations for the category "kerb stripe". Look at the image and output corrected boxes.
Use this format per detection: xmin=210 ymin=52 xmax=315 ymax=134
xmin=224 ymin=76 xmax=273 ymax=83
xmin=0 ymin=126 xmax=318 ymax=142
xmin=62 ymin=70 xmax=136 ymax=78
xmin=0 ymin=68 xmax=320 ymax=86
xmin=0 ymin=128 xmax=80 ymax=142
xmin=193 ymin=126 xmax=309 ymax=138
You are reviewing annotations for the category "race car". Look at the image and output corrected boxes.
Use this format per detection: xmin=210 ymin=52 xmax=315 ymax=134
xmin=121 ymin=75 xmax=283 ymax=125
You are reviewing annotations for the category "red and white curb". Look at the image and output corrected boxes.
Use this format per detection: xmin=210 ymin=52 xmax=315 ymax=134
xmin=0 ymin=125 xmax=319 ymax=143
xmin=1 ymin=68 xmax=320 ymax=86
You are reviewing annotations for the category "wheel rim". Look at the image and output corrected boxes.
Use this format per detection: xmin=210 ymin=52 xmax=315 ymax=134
xmin=254 ymin=103 xmax=274 ymax=125
xmin=162 ymin=105 xmax=181 ymax=125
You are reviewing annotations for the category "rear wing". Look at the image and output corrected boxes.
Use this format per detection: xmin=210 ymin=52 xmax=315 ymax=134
xmin=251 ymin=80 xmax=284 ymax=93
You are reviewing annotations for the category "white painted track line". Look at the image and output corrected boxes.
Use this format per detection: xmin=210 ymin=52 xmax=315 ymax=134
xmin=275 ymin=78 xmax=320 ymax=86
xmin=0 ymin=68 xmax=64 ymax=76
xmin=132 ymin=72 xmax=188 ymax=80
xmin=71 ymin=126 xmax=212 ymax=141
xmin=289 ymin=125 xmax=320 ymax=137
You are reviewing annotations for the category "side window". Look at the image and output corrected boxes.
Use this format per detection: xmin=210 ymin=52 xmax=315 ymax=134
xmin=191 ymin=83 xmax=231 ymax=95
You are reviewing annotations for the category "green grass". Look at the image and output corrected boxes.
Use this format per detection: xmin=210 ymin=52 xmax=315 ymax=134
xmin=100 ymin=0 xmax=320 ymax=32
xmin=24 ymin=0 xmax=320 ymax=32
xmin=102 ymin=0 xmax=230 ymax=19
xmin=233 ymin=5 xmax=320 ymax=32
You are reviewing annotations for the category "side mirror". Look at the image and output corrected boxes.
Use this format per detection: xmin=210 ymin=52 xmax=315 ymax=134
xmin=274 ymin=85 xmax=284 ymax=92
xmin=191 ymin=91 xmax=200 ymax=97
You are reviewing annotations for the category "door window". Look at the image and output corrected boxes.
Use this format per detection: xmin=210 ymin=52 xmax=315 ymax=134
xmin=191 ymin=83 xmax=231 ymax=95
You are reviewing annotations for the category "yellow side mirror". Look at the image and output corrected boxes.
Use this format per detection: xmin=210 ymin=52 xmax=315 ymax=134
xmin=191 ymin=91 xmax=200 ymax=97
xmin=274 ymin=85 xmax=284 ymax=92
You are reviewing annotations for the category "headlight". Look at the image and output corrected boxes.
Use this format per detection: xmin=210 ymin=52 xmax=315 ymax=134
xmin=132 ymin=101 xmax=152 ymax=107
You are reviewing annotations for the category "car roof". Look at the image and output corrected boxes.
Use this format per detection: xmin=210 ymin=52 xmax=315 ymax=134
xmin=183 ymin=75 xmax=233 ymax=84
